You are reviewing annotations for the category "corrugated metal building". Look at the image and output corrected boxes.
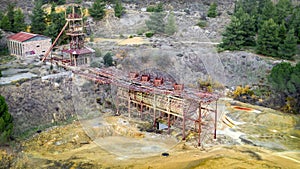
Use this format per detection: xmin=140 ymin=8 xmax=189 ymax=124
xmin=7 ymin=32 xmax=51 ymax=57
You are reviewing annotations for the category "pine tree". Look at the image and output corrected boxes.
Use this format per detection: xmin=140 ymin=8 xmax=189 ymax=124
xmin=114 ymin=0 xmax=124 ymax=18
xmin=30 ymin=0 xmax=47 ymax=34
xmin=207 ymin=2 xmax=217 ymax=18
xmin=274 ymin=0 xmax=292 ymax=24
xmin=6 ymin=3 xmax=15 ymax=31
xmin=164 ymin=12 xmax=177 ymax=36
xmin=291 ymin=7 xmax=300 ymax=42
xmin=234 ymin=7 xmax=256 ymax=46
xmin=278 ymin=28 xmax=297 ymax=60
xmin=219 ymin=16 xmax=245 ymax=50
xmin=1 ymin=15 xmax=11 ymax=31
xmin=268 ymin=62 xmax=293 ymax=93
xmin=44 ymin=3 xmax=67 ymax=45
xmin=257 ymin=0 xmax=275 ymax=29
xmin=235 ymin=0 xmax=258 ymax=17
xmin=0 ymin=95 xmax=13 ymax=144
xmin=13 ymin=8 xmax=26 ymax=33
xmin=146 ymin=12 xmax=165 ymax=34
xmin=154 ymin=3 xmax=164 ymax=12
xmin=268 ymin=62 xmax=300 ymax=114
xmin=277 ymin=21 xmax=287 ymax=45
xmin=290 ymin=62 xmax=300 ymax=93
xmin=89 ymin=0 xmax=106 ymax=21
xmin=256 ymin=19 xmax=279 ymax=57
xmin=234 ymin=0 xmax=259 ymax=31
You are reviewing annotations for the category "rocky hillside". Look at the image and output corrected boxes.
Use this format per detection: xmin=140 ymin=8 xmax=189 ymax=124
xmin=0 ymin=78 xmax=75 ymax=137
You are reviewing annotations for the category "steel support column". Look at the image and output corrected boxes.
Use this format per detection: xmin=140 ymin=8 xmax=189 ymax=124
xmin=198 ymin=102 xmax=202 ymax=146
xmin=182 ymin=110 xmax=186 ymax=140
xmin=214 ymin=100 xmax=218 ymax=139
xmin=128 ymin=90 xmax=131 ymax=118
xmin=153 ymin=94 xmax=156 ymax=128
xmin=168 ymin=113 xmax=170 ymax=134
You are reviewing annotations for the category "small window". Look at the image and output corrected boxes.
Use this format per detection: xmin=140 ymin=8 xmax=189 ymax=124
xmin=42 ymin=51 xmax=45 ymax=53
xmin=36 ymin=45 xmax=40 ymax=47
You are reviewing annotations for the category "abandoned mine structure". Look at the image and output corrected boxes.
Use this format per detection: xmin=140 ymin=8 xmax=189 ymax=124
xmin=38 ymin=4 xmax=221 ymax=146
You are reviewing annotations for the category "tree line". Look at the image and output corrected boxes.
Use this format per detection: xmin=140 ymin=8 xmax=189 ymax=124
xmin=219 ymin=0 xmax=299 ymax=60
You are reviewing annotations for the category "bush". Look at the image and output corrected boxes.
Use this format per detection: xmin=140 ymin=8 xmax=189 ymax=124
xmin=232 ymin=85 xmax=254 ymax=98
xmin=95 ymin=48 xmax=101 ymax=58
xmin=196 ymin=20 xmax=207 ymax=28
xmin=0 ymin=47 xmax=9 ymax=56
xmin=0 ymin=95 xmax=13 ymax=145
xmin=165 ymin=12 xmax=177 ymax=35
xmin=89 ymin=0 xmax=106 ymax=21
xmin=103 ymin=52 xmax=113 ymax=67
xmin=146 ymin=6 xmax=156 ymax=12
xmin=146 ymin=12 xmax=165 ymax=33
xmin=207 ymin=2 xmax=217 ymax=18
xmin=146 ymin=3 xmax=164 ymax=12
xmin=145 ymin=31 xmax=154 ymax=38
xmin=114 ymin=0 xmax=125 ymax=18
xmin=89 ymin=34 xmax=94 ymax=42
xmin=90 ymin=61 xmax=101 ymax=68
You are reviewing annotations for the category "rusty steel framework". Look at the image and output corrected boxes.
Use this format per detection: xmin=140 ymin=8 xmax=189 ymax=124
xmin=75 ymin=67 xmax=220 ymax=146
xmin=40 ymin=3 xmax=221 ymax=146
xmin=42 ymin=4 xmax=93 ymax=66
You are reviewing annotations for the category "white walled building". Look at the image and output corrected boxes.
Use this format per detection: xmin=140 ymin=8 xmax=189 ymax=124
xmin=7 ymin=32 xmax=51 ymax=57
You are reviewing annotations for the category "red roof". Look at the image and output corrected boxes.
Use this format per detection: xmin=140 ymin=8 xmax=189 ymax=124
xmin=62 ymin=47 xmax=94 ymax=55
xmin=8 ymin=32 xmax=49 ymax=42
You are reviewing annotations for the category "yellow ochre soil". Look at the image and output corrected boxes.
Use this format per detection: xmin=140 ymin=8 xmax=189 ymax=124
xmin=1 ymin=118 xmax=294 ymax=169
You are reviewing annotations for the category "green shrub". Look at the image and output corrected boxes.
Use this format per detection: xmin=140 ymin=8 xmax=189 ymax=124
xmin=146 ymin=3 xmax=164 ymax=12
xmin=146 ymin=6 xmax=156 ymax=12
xmin=114 ymin=0 xmax=125 ymax=18
xmin=90 ymin=61 xmax=101 ymax=68
xmin=196 ymin=20 xmax=207 ymax=28
xmin=103 ymin=52 xmax=113 ymax=67
xmin=90 ymin=34 xmax=94 ymax=42
xmin=207 ymin=2 xmax=217 ymax=18
xmin=145 ymin=31 xmax=154 ymax=38
xmin=95 ymin=48 xmax=101 ymax=58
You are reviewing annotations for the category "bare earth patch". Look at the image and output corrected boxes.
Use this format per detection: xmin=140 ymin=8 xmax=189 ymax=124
xmin=17 ymin=114 xmax=300 ymax=169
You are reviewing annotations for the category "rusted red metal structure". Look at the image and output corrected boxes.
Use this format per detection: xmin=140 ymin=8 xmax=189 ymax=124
xmin=75 ymin=67 xmax=220 ymax=146
xmin=42 ymin=4 xmax=94 ymax=66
